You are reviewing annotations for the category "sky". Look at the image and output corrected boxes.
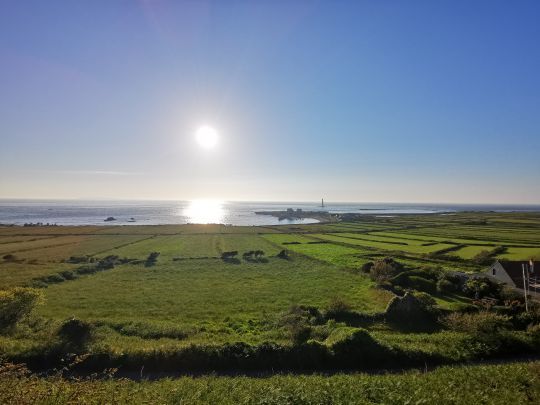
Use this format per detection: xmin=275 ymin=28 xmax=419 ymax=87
xmin=1 ymin=1 xmax=539 ymax=204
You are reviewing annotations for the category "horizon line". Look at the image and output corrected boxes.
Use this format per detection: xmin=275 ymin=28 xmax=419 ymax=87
xmin=0 ymin=197 xmax=539 ymax=206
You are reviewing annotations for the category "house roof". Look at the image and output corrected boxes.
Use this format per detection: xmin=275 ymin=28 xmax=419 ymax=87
xmin=496 ymin=260 xmax=539 ymax=286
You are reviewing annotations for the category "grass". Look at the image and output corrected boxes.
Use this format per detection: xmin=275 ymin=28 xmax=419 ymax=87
xmin=498 ymin=247 xmax=540 ymax=260
xmin=452 ymin=245 xmax=491 ymax=259
xmin=262 ymin=233 xmax=370 ymax=269
xmin=0 ymin=262 xmax=77 ymax=288
xmin=1 ymin=361 xmax=539 ymax=404
xmin=312 ymin=233 xmax=454 ymax=254
xmin=36 ymin=256 xmax=389 ymax=346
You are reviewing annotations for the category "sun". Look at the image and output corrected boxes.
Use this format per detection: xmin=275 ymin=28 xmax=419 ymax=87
xmin=195 ymin=126 xmax=219 ymax=148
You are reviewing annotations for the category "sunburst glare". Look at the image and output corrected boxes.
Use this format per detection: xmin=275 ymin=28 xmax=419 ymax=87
xmin=195 ymin=126 xmax=219 ymax=149
xmin=183 ymin=200 xmax=224 ymax=224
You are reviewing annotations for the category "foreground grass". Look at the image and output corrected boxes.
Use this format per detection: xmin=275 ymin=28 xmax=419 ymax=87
xmin=1 ymin=361 xmax=539 ymax=404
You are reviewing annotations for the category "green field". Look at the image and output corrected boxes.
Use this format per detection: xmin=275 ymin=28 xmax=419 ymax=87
xmin=36 ymin=257 xmax=387 ymax=347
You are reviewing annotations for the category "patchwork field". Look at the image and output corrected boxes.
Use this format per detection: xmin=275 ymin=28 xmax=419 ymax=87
xmin=1 ymin=212 xmax=540 ymax=385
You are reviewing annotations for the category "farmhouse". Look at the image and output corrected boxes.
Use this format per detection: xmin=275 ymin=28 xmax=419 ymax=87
xmin=486 ymin=260 xmax=539 ymax=290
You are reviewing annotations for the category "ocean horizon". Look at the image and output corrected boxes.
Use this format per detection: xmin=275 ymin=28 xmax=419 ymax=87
xmin=1 ymin=199 xmax=539 ymax=226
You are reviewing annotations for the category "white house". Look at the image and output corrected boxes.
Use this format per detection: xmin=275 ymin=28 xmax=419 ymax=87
xmin=486 ymin=260 xmax=537 ymax=289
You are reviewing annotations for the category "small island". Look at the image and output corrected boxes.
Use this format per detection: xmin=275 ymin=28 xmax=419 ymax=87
xmin=255 ymin=208 xmax=336 ymax=222
xmin=104 ymin=217 xmax=117 ymax=222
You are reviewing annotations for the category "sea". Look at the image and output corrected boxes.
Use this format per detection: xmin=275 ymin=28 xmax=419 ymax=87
xmin=0 ymin=200 xmax=539 ymax=226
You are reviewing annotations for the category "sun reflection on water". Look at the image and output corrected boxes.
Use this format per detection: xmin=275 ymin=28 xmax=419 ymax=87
xmin=183 ymin=200 xmax=225 ymax=224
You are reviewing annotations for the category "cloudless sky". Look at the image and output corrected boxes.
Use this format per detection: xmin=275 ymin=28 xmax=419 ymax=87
xmin=1 ymin=1 xmax=539 ymax=203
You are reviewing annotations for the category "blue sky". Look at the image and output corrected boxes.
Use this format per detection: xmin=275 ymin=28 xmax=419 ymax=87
xmin=1 ymin=1 xmax=539 ymax=203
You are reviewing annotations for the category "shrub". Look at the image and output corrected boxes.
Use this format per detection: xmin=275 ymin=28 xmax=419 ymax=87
xmin=279 ymin=305 xmax=323 ymax=344
xmin=276 ymin=249 xmax=290 ymax=259
xmin=221 ymin=251 xmax=239 ymax=263
xmin=0 ymin=288 xmax=43 ymax=331
xmin=290 ymin=324 xmax=312 ymax=345
xmin=408 ymin=267 xmax=441 ymax=281
xmin=44 ymin=274 xmax=65 ymax=283
xmin=412 ymin=291 xmax=437 ymax=308
xmin=360 ymin=262 xmax=374 ymax=273
xmin=472 ymin=247 xmax=505 ymax=265
xmin=385 ymin=293 xmax=438 ymax=331
xmin=391 ymin=272 xmax=437 ymax=293
xmin=408 ymin=276 xmax=437 ymax=294
xmin=58 ymin=318 xmax=94 ymax=350
xmin=327 ymin=328 xmax=384 ymax=368
xmin=59 ymin=270 xmax=77 ymax=280
xmin=97 ymin=255 xmax=120 ymax=270
xmin=442 ymin=311 xmax=511 ymax=336
xmin=243 ymin=250 xmax=267 ymax=262
xmin=221 ymin=251 xmax=238 ymax=259
xmin=499 ymin=287 xmax=524 ymax=303
xmin=324 ymin=297 xmax=353 ymax=318
xmin=513 ymin=310 xmax=540 ymax=330
xmin=527 ymin=324 xmax=540 ymax=345
xmin=463 ymin=277 xmax=502 ymax=300
xmin=2 ymin=254 xmax=18 ymax=262
xmin=66 ymin=256 xmax=91 ymax=264
xmin=370 ymin=258 xmax=403 ymax=284
xmin=436 ymin=278 xmax=455 ymax=293
xmin=75 ymin=266 xmax=98 ymax=275
xmin=145 ymin=252 xmax=160 ymax=267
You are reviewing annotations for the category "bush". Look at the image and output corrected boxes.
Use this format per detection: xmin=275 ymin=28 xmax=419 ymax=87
xmin=145 ymin=252 xmax=160 ymax=267
xmin=370 ymin=258 xmax=403 ymax=284
xmin=442 ymin=311 xmax=511 ymax=336
xmin=324 ymin=297 xmax=353 ymax=318
xmin=408 ymin=267 xmax=441 ymax=281
xmin=327 ymin=328 xmax=385 ymax=368
xmin=463 ymin=277 xmax=502 ymax=300
xmin=472 ymin=247 xmax=505 ymax=265
xmin=58 ymin=318 xmax=94 ymax=350
xmin=0 ymin=288 xmax=43 ymax=331
xmin=97 ymin=255 xmax=120 ymax=270
xmin=44 ymin=274 xmax=65 ymax=284
xmin=407 ymin=276 xmax=436 ymax=294
xmin=412 ymin=291 xmax=437 ymax=308
xmin=385 ymin=293 xmax=438 ymax=331
xmin=527 ymin=324 xmax=540 ymax=345
xmin=499 ymin=287 xmax=524 ymax=303
xmin=360 ymin=262 xmax=373 ymax=273
xmin=276 ymin=249 xmax=290 ymax=259
xmin=2 ymin=254 xmax=18 ymax=262
xmin=59 ymin=270 xmax=77 ymax=281
xmin=243 ymin=250 xmax=267 ymax=262
xmin=513 ymin=310 xmax=540 ymax=330
xmin=221 ymin=251 xmax=238 ymax=259
xmin=75 ymin=266 xmax=98 ymax=276
xmin=391 ymin=272 xmax=437 ymax=293
xmin=290 ymin=323 xmax=312 ymax=345
xmin=66 ymin=256 xmax=92 ymax=264
xmin=436 ymin=278 xmax=457 ymax=294
xmin=279 ymin=305 xmax=323 ymax=345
